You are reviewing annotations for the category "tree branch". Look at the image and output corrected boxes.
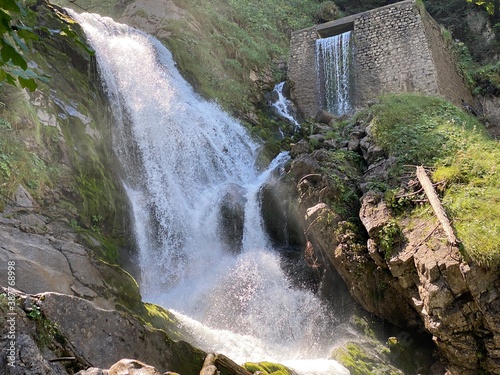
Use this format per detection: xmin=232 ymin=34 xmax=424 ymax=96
xmin=416 ymin=166 xmax=459 ymax=246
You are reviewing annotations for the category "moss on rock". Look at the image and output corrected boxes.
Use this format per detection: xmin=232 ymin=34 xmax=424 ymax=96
xmin=243 ymin=361 xmax=293 ymax=375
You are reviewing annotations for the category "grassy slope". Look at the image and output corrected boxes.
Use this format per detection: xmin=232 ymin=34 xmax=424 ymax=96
xmin=364 ymin=93 xmax=499 ymax=267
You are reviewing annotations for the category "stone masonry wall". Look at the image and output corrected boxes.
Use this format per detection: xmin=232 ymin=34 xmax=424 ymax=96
xmin=420 ymin=9 xmax=474 ymax=106
xmin=353 ymin=1 xmax=439 ymax=107
xmin=288 ymin=27 xmax=319 ymax=119
xmin=288 ymin=0 xmax=472 ymax=119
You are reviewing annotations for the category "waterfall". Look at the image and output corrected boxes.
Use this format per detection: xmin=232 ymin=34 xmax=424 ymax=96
xmin=316 ymin=31 xmax=353 ymax=116
xmin=270 ymin=82 xmax=300 ymax=130
xmin=70 ymin=11 xmax=349 ymax=374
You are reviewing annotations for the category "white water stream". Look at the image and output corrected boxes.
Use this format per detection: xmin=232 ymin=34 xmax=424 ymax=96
xmin=316 ymin=32 xmax=353 ymax=116
xmin=270 ymin=81 xmax=300 ymax=130
xmin=70 ymin=11 xmax=349 ymax=374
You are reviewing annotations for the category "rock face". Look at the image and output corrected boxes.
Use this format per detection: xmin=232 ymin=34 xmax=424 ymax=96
xmin=285 ymin=116 xmax=500 ymax=374
xmin=0 ymin=188 xmax=210 ymax=374
xmin=481 ymin=95 xmax=500 ymax=139
xmin=0 ymin=208 xmax=137 ymax=310
xmin=40 ymin=293 xmax=204 ymax=372
xmin=0 ymin=288 xmax=206 ymax=375
xmin=218 ymin=184 xmax=247 ymax=254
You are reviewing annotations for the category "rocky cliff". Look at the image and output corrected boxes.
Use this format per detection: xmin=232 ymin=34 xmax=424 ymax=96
xmin=0 ymin=2 xmax=226 ymax=374
xmin=267 ymin=95 xmax=500 ymax=374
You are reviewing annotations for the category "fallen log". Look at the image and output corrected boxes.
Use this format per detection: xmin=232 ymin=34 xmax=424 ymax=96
xmin=416 ymin=166 xmax=458 ymax=246
xmin=200 ymin=353 xmax=218 ymax=375
xmin=215 ymin=354 xmax=253 ymax=375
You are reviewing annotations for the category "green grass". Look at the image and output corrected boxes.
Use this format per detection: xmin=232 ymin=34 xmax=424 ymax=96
xmin=157 ymin=0 xmax=320 ymax=114
xmin=367 ymin=93 xmax=500 ymax=267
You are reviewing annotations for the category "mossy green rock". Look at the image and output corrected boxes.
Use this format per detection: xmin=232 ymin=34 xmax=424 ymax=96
xmin=243 ymin=361 xmax=293 ymax=375
xmin=331 ymin=342 xmax=402 ymax=375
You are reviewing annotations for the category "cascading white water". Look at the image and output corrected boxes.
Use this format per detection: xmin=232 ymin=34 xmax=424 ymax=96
xmin=316 ymin=31 xmax=353 ymax=116
xmin=270 ymin=81 xmax=300 ymax=130
xmin=70 ymin=11 xmax=349 ymax=374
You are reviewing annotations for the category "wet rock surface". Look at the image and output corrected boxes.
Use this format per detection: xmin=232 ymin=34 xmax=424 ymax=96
xmin=284 ymin=116 xmax=500 ymax=374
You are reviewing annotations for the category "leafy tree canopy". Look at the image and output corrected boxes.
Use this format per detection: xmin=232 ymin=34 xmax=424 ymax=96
xmin=0 ymin=0 xmax=42 ymax=91
xmin=467 ymin=0 xmax=500 ymax=19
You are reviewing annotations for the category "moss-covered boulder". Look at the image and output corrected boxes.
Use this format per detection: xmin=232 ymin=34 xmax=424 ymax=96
xmin=243 ymin=361 xmax=293 ymax=375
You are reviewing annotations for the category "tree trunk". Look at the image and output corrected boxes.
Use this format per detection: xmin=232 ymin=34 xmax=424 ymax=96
xmin=215 ymin=354 xmax=253 ymax=375
xmin=416 ymin=166 xmax=458 ymax=246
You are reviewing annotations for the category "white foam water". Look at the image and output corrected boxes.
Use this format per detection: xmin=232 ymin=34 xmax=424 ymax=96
xmin=316 ymin=31 xmax=353 ymax=116
xmin=69 ymin=10 xmax=348 ymax=374
xmin=270 ymin=81 xmax=300 ymax=130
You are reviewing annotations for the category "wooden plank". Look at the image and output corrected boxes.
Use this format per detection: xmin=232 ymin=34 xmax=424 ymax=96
xmin=416 ymin=166 xmax=458 ymax=246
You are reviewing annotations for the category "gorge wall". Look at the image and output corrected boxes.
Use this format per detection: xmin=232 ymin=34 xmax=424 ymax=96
xmin=288 ymin=0 xmax=473 ymax=119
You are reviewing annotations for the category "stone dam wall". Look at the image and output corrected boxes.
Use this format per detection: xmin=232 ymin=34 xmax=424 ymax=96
xmin=288 ymin=0 xmax=473 ymax=119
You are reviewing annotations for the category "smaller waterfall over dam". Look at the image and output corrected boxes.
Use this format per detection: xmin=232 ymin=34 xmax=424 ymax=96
xmin=315 ymin=31 xmax=353 ymax=116
xmin=288 ymin=0 xmax=473 ymax=119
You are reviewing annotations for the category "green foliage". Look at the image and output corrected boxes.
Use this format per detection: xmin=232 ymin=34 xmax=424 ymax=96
xmin=471 ymin=60 xmax=500 ymax=95
xmin=317 ymin=1 xmax=342 ymax=22
xmin=0 ymin=0 xmax=96 ymax=92
xmin=0 ymin=0 xmax=56 ymax=91
xmin=378 ymin=220 xmax=404 ymax=259
xmin=451 ymin=40 xmax=476 ymax=89
xmin=367 ymin=93 xmax=500 ymax=267
xmin=0 ymin=0 xmax=39 ymax=90
xmin=424 ymin=0 xmax=469 ymax=31
xmin=384 ymin=188 xmax=416 ymax=213
xmin=425 ymin=0 xmax=500 ymax=62
xmin=334 ymin=0 xmax=387 ymax=16
xmin=26 ymin=304 xmax=42 ymax=320
xmin=26 ymin=304 xmax=58 ymax=348
xmin=467 ymin=0 xmax=500 ymax=18
xmin=318 ymin=149 xmax=364 ymax=215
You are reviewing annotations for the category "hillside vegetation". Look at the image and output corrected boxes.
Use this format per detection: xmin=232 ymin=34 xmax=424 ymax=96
xmin=359 ymin=94 xmax=499 ymax=267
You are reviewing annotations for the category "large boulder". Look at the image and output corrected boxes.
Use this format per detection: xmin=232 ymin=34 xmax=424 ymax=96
xmin=0 ymin=288 xmax=206 ymax=375
xmin=218 ymin=184 xmax=247 ymax=254
xmin=260 ymin=180 xmax=305 ymax=247
xmin=0 ymin=210 xmax=142 ymax=312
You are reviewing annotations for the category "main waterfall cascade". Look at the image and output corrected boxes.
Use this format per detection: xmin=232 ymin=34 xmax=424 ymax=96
xmin=70 ymin=11 xmax=350 ymax=374
xmin=316 ymin=31 xmax=353 ymax=116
